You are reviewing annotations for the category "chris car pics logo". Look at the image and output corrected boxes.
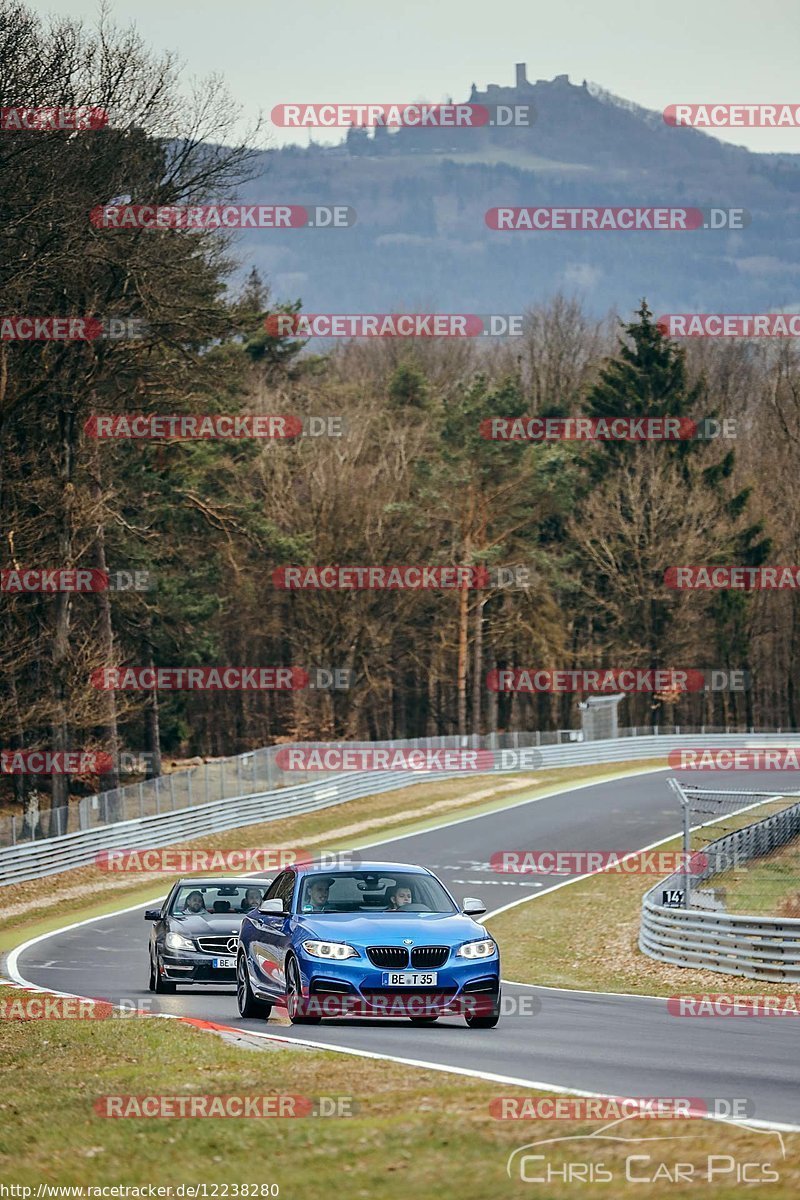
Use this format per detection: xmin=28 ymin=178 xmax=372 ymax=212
xmin=506 ymin=1116 xmax=784 ymax=1184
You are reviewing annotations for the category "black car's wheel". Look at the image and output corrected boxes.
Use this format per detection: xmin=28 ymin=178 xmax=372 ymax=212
xmin=286 ymin=957 xmax=321 ymax=1025
xmin=409 ymin=1015 xmax=438 ymax=1024
xmin=151 ymin=951 xmax=177 ymax=994
xmin=237 ymin=953 xmax=272 ymax=1019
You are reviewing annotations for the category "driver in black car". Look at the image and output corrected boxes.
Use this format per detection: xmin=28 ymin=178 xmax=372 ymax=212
xmin=240 ymin=886 xmax=263 ymax=912
xmin=183 ymin=890 xmax=206 ymax=914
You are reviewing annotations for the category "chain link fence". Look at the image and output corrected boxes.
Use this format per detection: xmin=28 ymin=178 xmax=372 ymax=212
xmin=2 ymin=722 xmax=795 ymax=851
xmin=0 ymin=728 xmax=589 ymax=849
xmin=669 ymin=780 xmax=800 ymax=915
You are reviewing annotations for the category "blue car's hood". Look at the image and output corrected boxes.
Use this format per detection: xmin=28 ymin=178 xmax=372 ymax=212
xmin=295 ymin=911 xmax=488 ymax=945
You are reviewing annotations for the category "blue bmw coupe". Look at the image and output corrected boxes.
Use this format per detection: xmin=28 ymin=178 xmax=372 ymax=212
xmin=236 ymin=861 xmax=501 ymax=1027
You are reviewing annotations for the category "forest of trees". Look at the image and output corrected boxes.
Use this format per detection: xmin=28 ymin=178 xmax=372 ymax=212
xmin=2 ymin=2 xmax=800 ymax=834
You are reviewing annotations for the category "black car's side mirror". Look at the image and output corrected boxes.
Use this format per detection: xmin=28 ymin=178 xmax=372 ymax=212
xmin=144 ymin=909 xmax=162 ymax=921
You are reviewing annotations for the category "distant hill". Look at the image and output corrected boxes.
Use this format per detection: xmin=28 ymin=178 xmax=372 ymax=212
xmin=232 ymin=65 xmax=800 ymax=316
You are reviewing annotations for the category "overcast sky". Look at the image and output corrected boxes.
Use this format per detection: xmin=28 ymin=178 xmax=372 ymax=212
xmin=32 ymin=0 xmax=800 ymax=153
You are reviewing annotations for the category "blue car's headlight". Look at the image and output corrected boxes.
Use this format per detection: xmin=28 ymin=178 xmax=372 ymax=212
xmin=165 ymin=931 xmax=195 ymax=951
xmin=302 ymin=940 xmax=359 ymax=960
xmin=456 ymin=938 xmax=496 ymax=959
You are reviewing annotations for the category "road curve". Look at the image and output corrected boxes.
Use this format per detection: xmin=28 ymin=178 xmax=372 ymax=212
xmin=10 ymin=767 xmax=800 ymax=1129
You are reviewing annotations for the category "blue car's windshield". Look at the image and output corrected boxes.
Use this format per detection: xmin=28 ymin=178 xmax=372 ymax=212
xmin=298 ymin=872 xmax=456 ymax=914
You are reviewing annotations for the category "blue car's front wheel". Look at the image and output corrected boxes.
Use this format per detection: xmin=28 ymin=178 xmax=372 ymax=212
xmin=286 ymin=956 xmax=321 ymax=1025
xmin=237 ymin=953 xmax=272 ymax=1020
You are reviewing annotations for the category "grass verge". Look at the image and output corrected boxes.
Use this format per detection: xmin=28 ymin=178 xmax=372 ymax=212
xmin=0 ymin=984 xmax=796 ymax=1198
xmin=712 ymin=834 xmax=800 ymax=917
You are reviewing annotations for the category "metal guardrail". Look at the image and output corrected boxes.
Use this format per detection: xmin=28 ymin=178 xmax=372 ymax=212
xmin=0 ymin=729 xmax=584 ymax=848
xmin=0 ymin=768 xmax=469 ymax=886
xmin=3 ymin=729 xmax=799 ymax=887
xmin=640 ymin=797 xmax=800 ymax=982
xmin=2 ymin=723 xmax=785 ymax=848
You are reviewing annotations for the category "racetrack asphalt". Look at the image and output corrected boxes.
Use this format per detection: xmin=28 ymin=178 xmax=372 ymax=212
xmin=10 ymin=766 xmax=800 ymax=1128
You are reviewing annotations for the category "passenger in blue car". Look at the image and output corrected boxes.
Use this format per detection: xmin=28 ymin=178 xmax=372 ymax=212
xmin=385 ymin=884 xmax=413 ymax=911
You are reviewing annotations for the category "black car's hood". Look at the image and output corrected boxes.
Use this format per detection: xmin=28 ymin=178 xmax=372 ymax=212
xmin=169 ymin=912 xmax=246 ymax=935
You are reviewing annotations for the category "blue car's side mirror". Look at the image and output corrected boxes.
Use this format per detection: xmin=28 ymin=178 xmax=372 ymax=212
xmin=462 ymin=897 xmax=486 ymax=916
xmin=258 ymin=898 xmax=287 ymax=915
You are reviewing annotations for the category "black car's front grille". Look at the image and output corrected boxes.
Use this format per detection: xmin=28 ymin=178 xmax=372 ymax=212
xmin=410 ymin=946 xmax=448 ymax=969
xmin=196 ymin=935 xmax=240 ymax=955
xmin=367 ymin=946 xmax=409 ymax=969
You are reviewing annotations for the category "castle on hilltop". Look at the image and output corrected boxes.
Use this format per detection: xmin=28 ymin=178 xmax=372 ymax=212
xmin=469 ymin=63 xmax=582 ymax=101
xmin=344 ymin=65 xmax=588 ymax=156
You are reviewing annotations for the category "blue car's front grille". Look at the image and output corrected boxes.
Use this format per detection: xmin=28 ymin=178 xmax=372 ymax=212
xmin=411 ymin=946 xmax=448 ymax=969
xmin=367 ymin=945 xmax=450 ymax=969
xmin=367 ymin=946 xmax=409 ymax=968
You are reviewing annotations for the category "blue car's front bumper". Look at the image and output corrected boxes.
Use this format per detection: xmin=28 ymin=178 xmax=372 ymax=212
xmin=293 ymin=946 xmax=500 ymax=1017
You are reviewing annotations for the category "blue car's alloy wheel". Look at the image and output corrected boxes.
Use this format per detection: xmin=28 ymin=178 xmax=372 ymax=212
xmin=286 ymin=957 xmax=321 ymax=1025
xmin=237 ymin=953 xmax=272 ymax=1020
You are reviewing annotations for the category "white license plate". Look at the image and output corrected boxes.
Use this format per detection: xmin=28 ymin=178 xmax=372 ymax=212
xmin=212 ymin=956 xmax=236 ymax=969
xmin=382 ymin=972 xmax=437 ymax=986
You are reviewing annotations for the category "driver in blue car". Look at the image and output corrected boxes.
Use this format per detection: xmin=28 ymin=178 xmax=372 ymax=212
xmin=305 ymin=877 xmax=333 ymax=911
xmin=386 ymin=884 xmax=413 ymax=910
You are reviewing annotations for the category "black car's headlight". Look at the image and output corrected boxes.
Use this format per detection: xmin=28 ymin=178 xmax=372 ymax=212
xmin=456 ymin=938 xmax=497 ymax=959
xmin=302 ymin=941 xmax=359 ymax=960
xmin=165 ymin=931 xmax=195 ymax=951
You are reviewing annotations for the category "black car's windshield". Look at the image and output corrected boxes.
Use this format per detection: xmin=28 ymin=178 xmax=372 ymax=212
xmin=170 ymin=883 xmax=265 ymax=915
xmin=298 ymin=872 xmax=456 ymax=914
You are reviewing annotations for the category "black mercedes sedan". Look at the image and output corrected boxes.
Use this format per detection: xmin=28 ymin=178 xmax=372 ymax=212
xmin=145 ymin=877 xmax=269 ymax=992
